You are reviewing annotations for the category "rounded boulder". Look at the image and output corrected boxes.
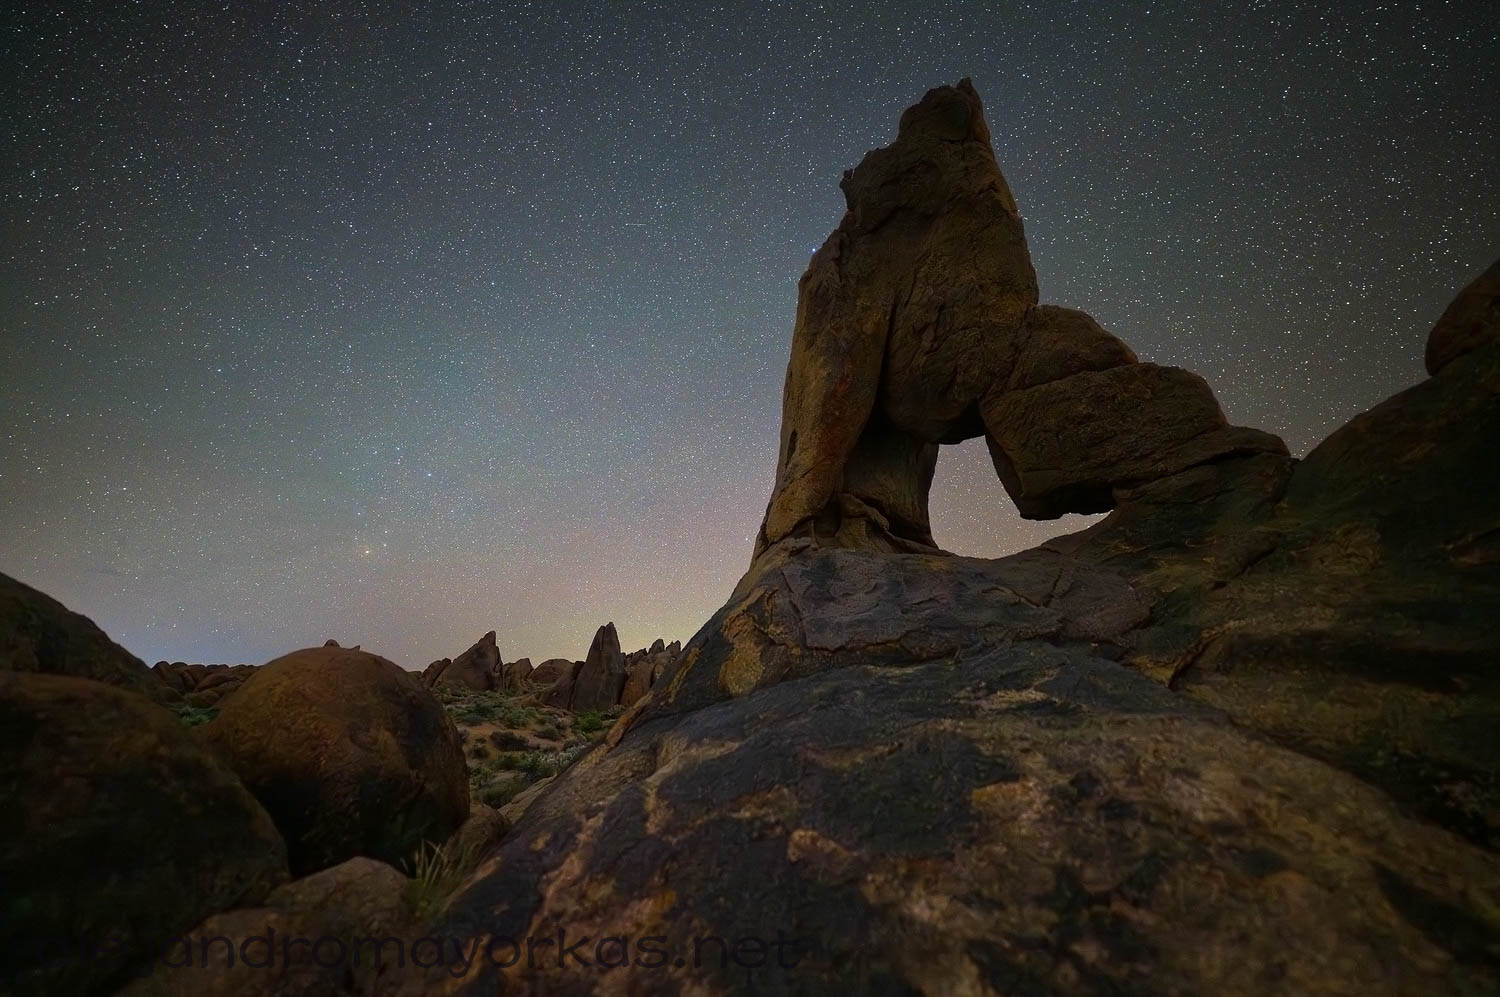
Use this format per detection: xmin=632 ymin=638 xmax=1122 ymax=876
xmin=0 ymin=672 xmax=288 ymax=996
xmin=200 ymin=645 xmax=468 ymax=876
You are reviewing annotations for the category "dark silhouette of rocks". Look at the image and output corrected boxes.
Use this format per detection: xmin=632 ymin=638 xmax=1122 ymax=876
xmin=116 ymin=857 xmax=410 ymax=997
xmin=0 ymin=672 xmax=287 ymax=996
xmin=200 ymin=645 xmax=469 ymax=876
xmin=151 ymin=660 xmax=257 ymax=706
xmin=755 ymin=78 xmax=1283 ymax=557
xmin=1 ymin=572 xmax=178 ymax=706
xmin=1426 ymin=256 xmax=1500 ymax=374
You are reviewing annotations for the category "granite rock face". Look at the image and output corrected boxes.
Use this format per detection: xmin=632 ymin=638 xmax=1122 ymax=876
xmin=374 ymin=86 xmax=1499 ymax=996
xmin=0 ymin=673 xmax=287 ymax=996
xmin=201 ymin=646 xmax=470 ymax=876
xmin=0 ymin=572 xmax=178 ymax=706
xmin=755 ymin=79 xmax=1281 ymax=557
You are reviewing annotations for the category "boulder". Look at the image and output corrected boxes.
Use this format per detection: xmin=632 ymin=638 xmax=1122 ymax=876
xmin=419 ymin=657 xmax=450 ymax=686
xmin=529 ymin=657 xmax=583 ymax=709
xmin=0 ymin=572 xmax=177 ymax=705
xmin=619 ymin=655 xmax=654 ymax=706
xmin=444 ymin=804 xmax=512 ymax=866
xmin=1426 ymin=256 xmax=1500 ymax=374
xmin=570 ymin=622 xmax=626 ymax=711
xmin=981 ymin=363 xmax=1287 ymax=518
xmin=200 ymin=645 xmax=469 ymax=876
xmin=526 ymin=657 xmax=575 ymax=687
xmin=500 ymin=657 xmax=532 ymax=690
xmin=115 ymin=857 xmax=411 ymax=997
xmin=430 ymin=631 xmax=502 ymax=691
xmin=0 ymin=673 xmax=287 ymax=996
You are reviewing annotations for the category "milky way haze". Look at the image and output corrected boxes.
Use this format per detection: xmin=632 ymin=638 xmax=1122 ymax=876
xmin=3 ymin=2 xmax=1496 ymax=668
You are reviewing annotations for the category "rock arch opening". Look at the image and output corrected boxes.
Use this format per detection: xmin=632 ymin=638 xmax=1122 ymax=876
xmin=927 ymin=438 xmax=1104 ymax=557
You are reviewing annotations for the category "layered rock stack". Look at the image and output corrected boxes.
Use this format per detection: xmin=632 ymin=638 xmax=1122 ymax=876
xmin=755 ymin=78 xmax=1284 ymax=559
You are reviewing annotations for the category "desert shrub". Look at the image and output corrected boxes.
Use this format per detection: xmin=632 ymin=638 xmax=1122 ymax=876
xmin=173 ymin=704 xmax=217 ymax=727
xmin=573 ymin=710 xmax=607 ymax=735
xmin=403 ymin=838 xmax=480 ymax=921
xmin=489 ymin=730 xmax=529 ymax=751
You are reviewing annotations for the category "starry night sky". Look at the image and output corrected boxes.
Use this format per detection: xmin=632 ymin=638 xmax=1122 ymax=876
xmin=3 ymin=2 xmax=1496 ymax=669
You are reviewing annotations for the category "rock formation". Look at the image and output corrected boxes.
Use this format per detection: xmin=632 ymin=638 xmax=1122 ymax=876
xmin=115 ymin=857 xmax=412 ymax=997
xmin=755 ymin=78 xmax=1283 ymax=557
xmin=200 ymin=645 xmax=470 ymax=876
xmin=2 ymin=79 xmax=1495 ymax=997
xmin=1426 ymin=257 xmax=1500 ymax=374
xmin=422 ymin=630 xmax=502 ymax=691
xmin=526 ymin=628 xmax=681 ymax=711
xmin=151 ymin=660 xmax=257 ymax=706
xmin=0 ymin=673 xmax=287 ymax=996
xmin=570 ymin=622 xmax=626 ymax=710
xmin=500 ymin=656 xmax=532 ymax=689
xmin=1 ymin=572 xmax=178 ymax=706
xmin=381 ymin=86 xmax=1499 ymax=995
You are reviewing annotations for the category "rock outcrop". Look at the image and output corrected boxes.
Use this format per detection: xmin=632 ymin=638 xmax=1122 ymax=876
xmin=621 ymin=638 xmax=681 ymax=706
xmin=0 ymin=572 xmax=178 ymax=706
xmin=1426 ymin=257 xmax=1500 ymax=375
xmin=1 ymin=673 xmax=287 ymax=996
xmin=570 ymin=622 xmax=626 ymax=711
xmin=116 ymin=857 xmax=412 ymax=997
xmin=500 ymin=656 xmax=532 ymax=689
xmin=200 ymin=645 xmax=469 ymax=876
xmin=151 ymin=661 xmax=257 ymax=707
xmin=378 ymin=83 xmax=1499 ymax=996
xmin=755 ymin=78 xmax=1283 ymax=557
xmin=424 ymin=631 xmax=502 ymax=691
xmin=526 ymin=630 xmax=681 ymax=711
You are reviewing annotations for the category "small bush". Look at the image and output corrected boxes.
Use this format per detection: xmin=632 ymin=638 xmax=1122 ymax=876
xmin=403 ymin=838 xmax=480 ymax=921
xmin=478 ymin=782 xmax=521 ymax=808
xmin=573 ymin=710 xmax=607 ymax=735
xmin=174 ymin=704 xmax=217 ymax=727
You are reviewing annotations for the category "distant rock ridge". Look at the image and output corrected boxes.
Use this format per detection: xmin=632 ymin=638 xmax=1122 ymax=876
xmin=415 ymin=626 xmax=681 ymax=710
xmin=151 ymin=660 xmax=257 ymax=706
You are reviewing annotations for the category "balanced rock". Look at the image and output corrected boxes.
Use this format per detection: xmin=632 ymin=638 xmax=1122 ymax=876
xmin=571 ymin=622 xmax=626 ymax=711
xmin=1 ymin=571 xmax=177 ymax=706
xmin=1 ymin=673 xmax=287 ymax=996
xmin=200 ymin=645 xmax=469 ymax=876
xmin=755 ymin=78 xmax=1283 ymax=556
xmin=1426 ymin=256 xmax=1500 ymax=375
